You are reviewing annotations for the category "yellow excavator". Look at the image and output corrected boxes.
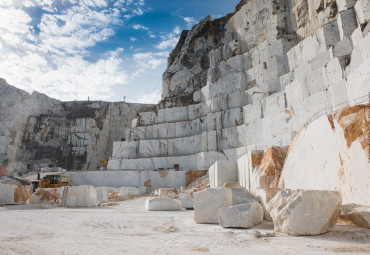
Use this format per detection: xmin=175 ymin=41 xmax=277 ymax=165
xmin=100 ymin=158 xmax=108 ymax=170
xmin=32 ymin=174 xmax=71 ymax=192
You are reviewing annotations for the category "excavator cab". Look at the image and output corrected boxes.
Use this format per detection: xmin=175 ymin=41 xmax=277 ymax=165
xmin=38 ymin=174 xmax=70 ymax=189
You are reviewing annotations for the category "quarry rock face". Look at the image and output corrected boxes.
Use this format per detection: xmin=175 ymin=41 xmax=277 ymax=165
xmin=341 ymin=204 xmax=370 ymax=229
xmin=0 ymin=78 xmax=154 ymax=175
xmin=107 ymin=0 xmax=370 ymax=178
xmin=145 ymin=197 xmax=181 ymax=211
xmin=267 ymin=190 xmax=342 ymax=236
xmin=0 ymin=0 xmax=368 ymax=216
xmin=280 ymin=105 xmax=370 ymax=206
xmin=219 ymin=202 xmax=264 ymax=228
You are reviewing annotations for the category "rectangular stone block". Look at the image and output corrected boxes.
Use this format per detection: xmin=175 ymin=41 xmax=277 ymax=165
xmin=338 ymin=8 xmax=358 ymax=40
xmin=112 ymin=141 xmax=138 ymax=159
xmin=237 ymin=150 xmax=264 ymax=191
xmin=209 ymin=160 xmax=238 ymax=188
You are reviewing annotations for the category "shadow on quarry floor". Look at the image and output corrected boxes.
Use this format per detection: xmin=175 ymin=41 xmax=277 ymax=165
xmin=296 ymin=224 xmax=370 ymax=245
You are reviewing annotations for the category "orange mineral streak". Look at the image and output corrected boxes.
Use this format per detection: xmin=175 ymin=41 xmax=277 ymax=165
xmin=13 ymin=185 xmax=32 ymax=204
xmin=186 ymin=170 xmax=208 ymax=187
xmin=335 ymin=104 xmax=369 ymax=150
xmin=257 ymin=147 xmax=288 ymax=189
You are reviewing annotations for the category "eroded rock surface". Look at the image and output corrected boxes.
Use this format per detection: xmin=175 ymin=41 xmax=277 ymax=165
xmin=267 ymin=190 xmax=342 ymax=236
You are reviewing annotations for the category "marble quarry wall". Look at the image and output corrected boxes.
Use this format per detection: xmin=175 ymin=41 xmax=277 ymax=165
xmin=0 ymin=79 xmax=155 ymax=174
xmin=108 ymin=0 xmax=370 ymax=171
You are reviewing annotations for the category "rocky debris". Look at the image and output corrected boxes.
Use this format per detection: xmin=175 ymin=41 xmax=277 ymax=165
xmin=256 ymin=147 xmax=288 ymax=190
xmin=194 ymin=187 xmax=256 ymax=224
xmin=267 ymin=190 xmax=342 ymax=236
xmin=187 ymin=175 xmax=209 ymax=190
xmin=219 ymin=202 xmax=264 ymax=228
xmin=223 ymin=182 xmax=241 ymax=188
xmin=28 ymin=188 xmax=61 ymax=204
xmin=145 ymin=197 xmax=181 ymax=211
xmin=61 ymin=185 xmax=97 ymax=207
xmin=186 ymin=170 xmax=208 ymax=187
xmin=158 ymin=188 xmax=179 ymax=199
xmin=341 ymin=204 xmax=370 ymax=229
xmin=0 ymin=79 xmax=155 ymax=175
xmin=107 ymin=187 xmax=146 ymax=202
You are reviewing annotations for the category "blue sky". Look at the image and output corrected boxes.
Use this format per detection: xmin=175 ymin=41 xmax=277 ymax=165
xmin=0 ymin=0 xmax=239 ymax=103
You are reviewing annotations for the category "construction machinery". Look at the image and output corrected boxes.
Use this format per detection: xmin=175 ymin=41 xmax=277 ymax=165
xmin=32 ymin=173 xmax=71 ymax=191
xmin=100 ymin=158 xmax=108 ymax=170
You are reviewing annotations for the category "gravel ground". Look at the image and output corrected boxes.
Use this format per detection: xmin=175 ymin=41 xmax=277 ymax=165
xmin=0 ymin=197 xmax=370 ymax=255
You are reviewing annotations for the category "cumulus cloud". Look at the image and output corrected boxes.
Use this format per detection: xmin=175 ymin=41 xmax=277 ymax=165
xmin=173 ymin=26 xmax=181 ymax=35
xmin=133 ymin=24 xmax=148 ymax=30
xmin=0 ymin=0 xmax=150 ymax=101
xmin=155 ymin=26 xmax=182 ymax=50
xmin=130 ymin=37 xmax=137 ymax=41
xmin=184 ymin=17 xmax=197 ymax=28
xmin=136 ymin=88 xmax=161 ymax=104
xmin=132 ymin=51 xmax=168 ymax=76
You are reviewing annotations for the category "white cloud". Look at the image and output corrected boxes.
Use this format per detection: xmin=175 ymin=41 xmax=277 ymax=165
xmin=132 ymin=51 xmax=168 ymax=76
xmin=136 ymin=88 xmax=161 ymax=104
xmin=133 ymin=24 xmax=148 ymax=30
xmin=0 ymin=0 xmax=150 ymax=102
xmin=184 ymin=17 xmax=197 ymax=28
xmin=155 ymin=33 xmax=179 ymax=50
xmin=173 ymin=26 xmax=181 ymax=35
xmin=130 ymin=37 xmax=137 ymax=42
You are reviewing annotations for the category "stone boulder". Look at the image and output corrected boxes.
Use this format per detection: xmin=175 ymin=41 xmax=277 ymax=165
xmin=219 ymin=202 xmax=264 ymax=228
xmin=267 ymin=190 xmax=342 ymax=236
xmin=61 ymin=185 xmax=98 ymax=207
xmin=27 ymin=188 xmax=61 ymax=204
xmin=230 ymin=187 xmax=256 ymax=205
xmin=194 ymin=187 xmax=256 ymax=224
xmin=0 ymin=178 xmax=32 ymax=204
xmin=95 ymin=187 xmax=116 ymax=204
xmin=145 ymin=197 xmax=181 ymax=211
xmin=341 ymin=204 xmax=370 ymax=229
xmin=158 ymin=188 xmax=179 ymax=199
xmin=194 ymin=188 xmax=232 ymax=224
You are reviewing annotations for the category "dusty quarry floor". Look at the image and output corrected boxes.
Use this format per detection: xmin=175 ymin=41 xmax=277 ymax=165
xmin=1 ymin=197 xmax=370 ymax=255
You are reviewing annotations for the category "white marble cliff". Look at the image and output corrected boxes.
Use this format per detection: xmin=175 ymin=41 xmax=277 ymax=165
xmin=108 ymin=0 xmax=370 ymax=172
